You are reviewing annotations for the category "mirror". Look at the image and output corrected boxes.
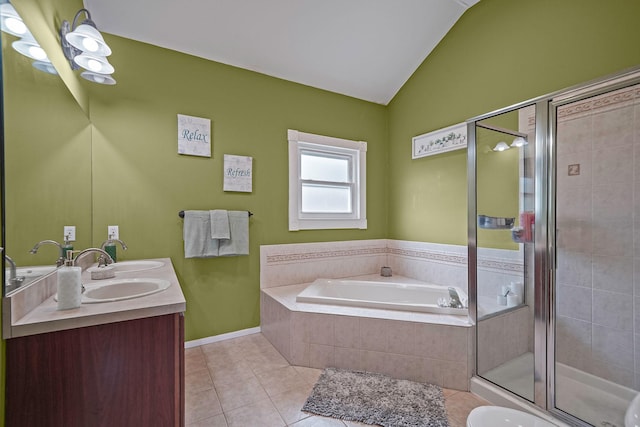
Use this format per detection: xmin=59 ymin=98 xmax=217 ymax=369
xmin=2 ymin=11 xmax=92 ymax=295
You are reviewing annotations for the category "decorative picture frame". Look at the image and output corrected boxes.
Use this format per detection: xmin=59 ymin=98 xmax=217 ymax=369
xmin=223 ymin=154 xmax=253 ymax=192
xmin=177 ymin=114 xmax=211 ymax=157
xmin=412 ymin=122 xmax=467 ymax=159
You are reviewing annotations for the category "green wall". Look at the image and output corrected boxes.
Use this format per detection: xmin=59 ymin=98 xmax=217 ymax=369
xmin=87 ymin=35 xmax=388 ymax=340
xmin=388 ymin=0 xmax=640 ymax=244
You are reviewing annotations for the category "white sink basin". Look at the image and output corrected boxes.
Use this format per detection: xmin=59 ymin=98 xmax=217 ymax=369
xmin=82 ymin=278 xmax=171 ymax=303
xmin=109 ymin=260 xmax=165 ymax=274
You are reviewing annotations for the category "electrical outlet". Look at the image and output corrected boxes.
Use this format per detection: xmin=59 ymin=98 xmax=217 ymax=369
xmin=63 ymin=226 xmax=76 ymax=241
xmin=108 ymin=225 xmax=119 ymax=239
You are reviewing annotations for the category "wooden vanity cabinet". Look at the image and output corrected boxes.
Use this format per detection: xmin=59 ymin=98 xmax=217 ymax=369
xmin=5 ymin=313 xmax=185 ymax=427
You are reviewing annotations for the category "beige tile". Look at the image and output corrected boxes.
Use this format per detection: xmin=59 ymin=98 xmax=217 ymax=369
xmin=359 ymin=318 xmax=388 ymax=352
xmin=386 ymin=320 xmax=416 ymax=355
xmin=291 ymin=339 xmax=310 ymax=366
xmin=290 ymin=415 xmax=346 ymax=426
xmin=256 ymin=365 xmax=309 ymax=397
xmin=246 ymin=346 xmax=290 ymax=375
xmin=307 ymin=313 xmax=335 ymax=346
xmin=334 ymin=316 xmax=360 ymax=348
xmin=186 ymin=413 xmax=228 ymax=427
xmin=441 ymin=326 xmax=469 ymax=363
xmin=185 ymin=388 xmax=223 ymax=425
xmin=385 ymin=353 xmax=422 ymax=382
xmin=309 ymin=344 xmax=335 ymax=369
xmin=423 ymin=358 xmax=444 ymax=387
xmin=185 ymin=346 xmax=207 ymax=375
xmin=270 ymin=384 xmax=314 ymax=425
xmin=224 ymin=398 xmax=286 ymax=427
xmin=186 ymin=367 xmax=214 ymax=394
xmin=215 ymin=375 xmax=270 ymax=412
xmin=442 ymin=360 xmax=469 ymax=391
xmin=414 ymin=323 xmax=445 ymax=359
xmin=445 ymin=392 xmax=490 ymax=426
xmin=342 ymin=421 xmax=370 ymax=427
xmin=334 ymin=347 xmax=362 ymax=371
xmin=209 ymin=358 xmax=256 ymax=386
xmin=293 ymin=366 xmax=323 ymax=386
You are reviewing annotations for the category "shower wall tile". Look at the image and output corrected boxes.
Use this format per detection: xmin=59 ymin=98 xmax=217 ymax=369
xmin=556 ymin=284 xmax=592 ymax=322
xmin=592 ymin=255 xmax=633 ymax=294
xmin=593 ymin=105 xmax=634 ymax=147
xmin=556 ymin=149 xmax=592 ymax=192
xmin=592 ymin=289 xmax=633 ymax=331
xmin=556 ymin=181 xmax=591 ymax=222
xmin=556 ymin=316 xmax=592 ymax=369
xmin=557 ymin=116 xmax=593 ymax=154
xmin=589 ymin=358 xmax=634 ymax=389
xmin=557 ymin=220 xmax=594 ymax=252
xmin=592 ymin=324 xmax=633 ymax=371
xmin=592 ymin=182 xmax=633 ymax=222
xmin=592 ymin=146 xmax=633 ymax=185
xmin=634 ymin=297 xmax=640 ymax=332
xmin=556 ymin=250 xmax=592 ymax=288
xmin=592 ymin=218 xmax=633 ymax=257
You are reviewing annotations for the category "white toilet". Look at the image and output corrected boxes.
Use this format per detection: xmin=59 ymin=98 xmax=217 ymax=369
xmin=467 ymin=406 xmax=557 ymax=427
xmin=625 ymin=392 xmax=640 ymax=427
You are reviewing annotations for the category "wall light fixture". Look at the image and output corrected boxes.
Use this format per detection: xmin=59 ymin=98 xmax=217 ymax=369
xmin=492 ymin=142 xmax=510 ymax=152
xmin=0 ymin=1 xmax=56 ymax=74
xmin=60 ymin=8 xmax=115 ymax=84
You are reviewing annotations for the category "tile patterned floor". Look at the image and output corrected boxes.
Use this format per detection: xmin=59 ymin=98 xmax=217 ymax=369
xmin=185 ymin=333 xmax=489 ymax=427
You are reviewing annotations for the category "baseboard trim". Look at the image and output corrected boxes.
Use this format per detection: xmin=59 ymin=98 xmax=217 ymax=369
xmin=185 ymin=326 xmax=262 ymax=348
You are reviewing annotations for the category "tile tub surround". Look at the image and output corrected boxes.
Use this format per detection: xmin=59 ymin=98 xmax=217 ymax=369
xmin=261 ymin=239 xmax=523 ymax=302
xmin=261 ymin=281 xmax=473 ymax=391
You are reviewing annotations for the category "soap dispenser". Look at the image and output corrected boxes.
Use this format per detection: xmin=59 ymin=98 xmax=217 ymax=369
xmin=62 ymin=233 xmax=74 ymax=259
xmin=57 ymin=251 xmax=82 ymax=310
xmin=104 ymin=234 xmax=117 ymax=263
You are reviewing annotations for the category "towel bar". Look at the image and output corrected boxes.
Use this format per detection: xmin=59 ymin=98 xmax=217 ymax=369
xmin=178 ymin=210 xmax=253 ymax=218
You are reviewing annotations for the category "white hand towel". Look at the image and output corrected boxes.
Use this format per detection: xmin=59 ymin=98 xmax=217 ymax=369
xmin=219 ymin=211 xmax=249 ymax=256
xmin=183 ymin=210 xmax=219 ymax=258
xmin=210 ymin=210 xmax=230 ymax=239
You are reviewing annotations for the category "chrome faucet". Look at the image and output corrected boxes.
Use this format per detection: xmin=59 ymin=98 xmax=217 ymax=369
xmin=100 ymin=238 xmax=128 ymax=251
xmin=30 ymin=240 xmax=65 ymax=267
xmin=73 ymin=247 xmax=114 ymax=267
xmin=99 ymin=238 xmax=127 ymax=265
xmin=4 ymin=255 xmax=25 ymax=291
xmin=447 ymin=287 xmax=464 ymax=309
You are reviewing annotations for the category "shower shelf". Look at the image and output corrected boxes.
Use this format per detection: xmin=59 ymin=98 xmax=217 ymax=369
xmin=478 ymin=215 xmax=515 ymax=230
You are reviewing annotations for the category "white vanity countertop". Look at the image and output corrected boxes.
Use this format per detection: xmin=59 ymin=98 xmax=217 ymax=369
xmin=4 ymin=258 xmax=186 ymax=338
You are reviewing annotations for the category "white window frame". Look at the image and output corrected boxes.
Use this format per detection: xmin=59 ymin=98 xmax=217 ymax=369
xmin=288 ymin=129 xmax=367 ymax=231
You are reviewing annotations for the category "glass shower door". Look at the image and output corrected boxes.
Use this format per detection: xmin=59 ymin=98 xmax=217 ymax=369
xmin=473 ymin=104 xmax=538 ymax=403
xmin=552 ymin=80 xmax=640 ymax=426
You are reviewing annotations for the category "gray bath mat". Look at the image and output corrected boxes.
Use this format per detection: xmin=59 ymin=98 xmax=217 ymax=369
xmin=302 ymin=367 xmax=449 ymax=427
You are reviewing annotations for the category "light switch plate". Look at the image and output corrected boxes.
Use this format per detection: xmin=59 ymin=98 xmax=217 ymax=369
xmin=63 ymin=226 xmax=76 ymax=241
xmin=108 ymin=225 xmax=119 ymax=239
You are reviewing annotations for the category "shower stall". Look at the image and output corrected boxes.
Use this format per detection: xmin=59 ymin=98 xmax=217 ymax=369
xmin=468 ymin=67 xmax=640 ymax=427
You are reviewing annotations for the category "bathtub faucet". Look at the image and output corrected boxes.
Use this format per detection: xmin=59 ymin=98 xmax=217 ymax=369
xmin=447 ymin=287 xmax=464 ymax=309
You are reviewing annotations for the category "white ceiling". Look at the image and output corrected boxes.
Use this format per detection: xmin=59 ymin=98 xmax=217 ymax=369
xmin=84 ymin=0 xmax=480 ymax=105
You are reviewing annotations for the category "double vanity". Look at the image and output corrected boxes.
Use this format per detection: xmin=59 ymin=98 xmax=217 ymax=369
xmin=2 ymin=257 xmax=186 ymax=427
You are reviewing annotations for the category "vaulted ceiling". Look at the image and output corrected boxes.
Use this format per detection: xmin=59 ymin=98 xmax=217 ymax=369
xmin=85 ymin=0 xmax=480 ymax=104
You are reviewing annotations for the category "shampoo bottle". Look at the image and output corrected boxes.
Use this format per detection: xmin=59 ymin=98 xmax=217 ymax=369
xmin=62 ymin=234 xmax=74 ymax=259
xmin=104 ymin=234 xmax=117 ymax=263
xmin=57 ymin=251 xmax=82 ymax=310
